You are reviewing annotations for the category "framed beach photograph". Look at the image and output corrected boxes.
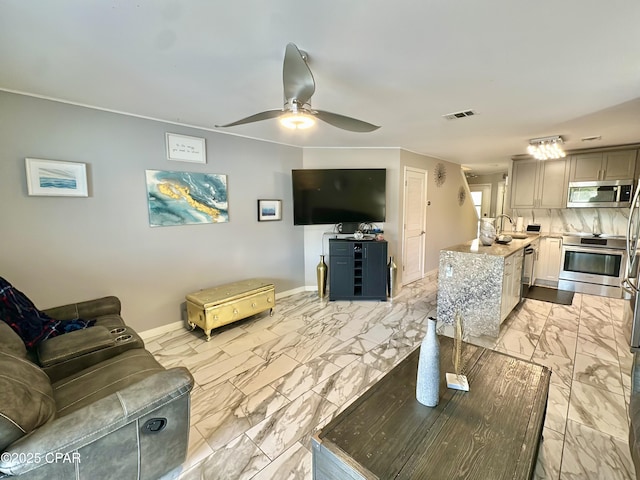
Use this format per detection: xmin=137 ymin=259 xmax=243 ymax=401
xmin=166 ymin=132 xmax=207 ymax=164
xmin=25 ymin=158 xmax=88 ymax=197
xmin=257 ymin=199 xmax=282 ymax=221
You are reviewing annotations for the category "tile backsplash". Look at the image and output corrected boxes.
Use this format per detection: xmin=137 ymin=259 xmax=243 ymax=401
xmin=509 ymin=208 xmax=630 ymax=236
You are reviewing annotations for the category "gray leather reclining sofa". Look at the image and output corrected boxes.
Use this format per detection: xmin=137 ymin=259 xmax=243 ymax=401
xmin=0 ymin=296 xmax=194 ymax=479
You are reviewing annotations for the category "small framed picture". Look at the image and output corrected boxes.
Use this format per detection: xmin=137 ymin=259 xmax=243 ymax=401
xmin=25 ymin=158 xmax=88 ymax=197
xmin=166 ymin=132 xmax=207 ymax=163
xmin=257 ymin=199 xmax=282 ymax=221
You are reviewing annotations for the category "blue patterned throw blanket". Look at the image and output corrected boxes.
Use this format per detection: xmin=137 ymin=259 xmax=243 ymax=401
xmin=0 ymin=277 xmax=95 ymax=348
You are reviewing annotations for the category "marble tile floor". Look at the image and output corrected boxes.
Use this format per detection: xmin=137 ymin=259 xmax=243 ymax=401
xmin=148 ymin=273 xmax=636 ymax=480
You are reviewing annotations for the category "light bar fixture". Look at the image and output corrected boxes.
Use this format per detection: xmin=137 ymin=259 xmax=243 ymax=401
xmin=527 ymin=135 xmax=566 ymax=160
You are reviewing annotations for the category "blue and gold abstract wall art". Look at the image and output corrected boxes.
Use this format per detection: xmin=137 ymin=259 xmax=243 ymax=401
xmin=145 ymin=170 xmax=229 ymax=226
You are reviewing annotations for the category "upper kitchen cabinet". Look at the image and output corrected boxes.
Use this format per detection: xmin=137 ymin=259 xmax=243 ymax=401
xmin=511 ymin=157 xmax=569 ymax=209
xmin=569 ymin=149 xmax=637 ymax=182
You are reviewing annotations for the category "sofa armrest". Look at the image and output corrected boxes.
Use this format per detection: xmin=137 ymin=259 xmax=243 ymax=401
xmin=0 ymin=367 xmax=194 ymax=476
xmin=37 ymin=326 xmax=146 ymax=383
xmin=37 ymin=326 xmax=116 ymax=367
xmin=42 ymin=296 xmax=121 ymax=321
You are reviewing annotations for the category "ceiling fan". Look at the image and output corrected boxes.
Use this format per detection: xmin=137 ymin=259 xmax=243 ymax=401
xmin=215 ymin=43 xmax=380 ymax=133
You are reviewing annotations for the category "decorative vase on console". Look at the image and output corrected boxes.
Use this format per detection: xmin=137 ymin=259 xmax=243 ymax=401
xmin=416 ymin=317 xmax=440 ymax=407
xmin=317 ymin=255 xmax=328 ymax=299
xmin=479 ymin=218 xmax=496 ymax=246
xmin=387 ymin=256 xmax=397 ymax=298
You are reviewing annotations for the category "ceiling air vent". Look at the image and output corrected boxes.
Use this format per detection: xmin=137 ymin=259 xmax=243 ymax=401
xmin=442 ymin=109 xmax=477 ymax=120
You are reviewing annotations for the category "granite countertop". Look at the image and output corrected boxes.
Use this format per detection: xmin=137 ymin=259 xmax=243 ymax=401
xmin=442 ymin=234 xmax=540 ymax=257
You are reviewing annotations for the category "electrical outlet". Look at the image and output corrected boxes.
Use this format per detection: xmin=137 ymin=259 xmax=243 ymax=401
xmin=445 ymin=264 xmax=453 ymax=278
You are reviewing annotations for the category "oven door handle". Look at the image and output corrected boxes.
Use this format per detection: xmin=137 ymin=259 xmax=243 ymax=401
xmin=562 ymin=246 xmax=626 ymax=257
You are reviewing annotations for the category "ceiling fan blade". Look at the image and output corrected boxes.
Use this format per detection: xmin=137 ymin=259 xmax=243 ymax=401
xmin=314 ymin=110 xmax=380 ymax=132
xmin=283 ymin=43 xmax=315 ymax=105
xmin=215 ymin=109 xmax=283 ymax=128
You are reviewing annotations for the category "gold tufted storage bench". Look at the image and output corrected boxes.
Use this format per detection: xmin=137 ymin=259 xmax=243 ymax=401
xmin=185 ymin=279 xmax=275 ymax=341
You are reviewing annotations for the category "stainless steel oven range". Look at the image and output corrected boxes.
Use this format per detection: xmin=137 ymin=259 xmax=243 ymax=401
xmin=558 ymin=234 xmax=627 ymax=298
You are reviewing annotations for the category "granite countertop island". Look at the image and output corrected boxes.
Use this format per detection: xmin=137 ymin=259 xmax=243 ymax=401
xmin=437 ymin=234 xmax=539 ymax=338
xmin=443 ymin=235 xmax=539 ymax=256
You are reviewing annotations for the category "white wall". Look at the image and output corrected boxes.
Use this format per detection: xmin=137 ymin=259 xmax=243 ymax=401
xmin=1 ymin=91 xmax=482 ymax=332
xmin=400 ymin=150 xmax=478 ymax=276
xmin=299 ymin=149 xmax=477 ymax=289
xmin=0 ymin=91 xmax=304 ymax=332
xmin=300 ymin=148 xmax=401 ymax=287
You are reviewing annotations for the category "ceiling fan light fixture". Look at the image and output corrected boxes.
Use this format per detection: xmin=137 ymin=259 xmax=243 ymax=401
xmin=527 ymin=135 xmax=566 ymax=160
xmin=279 ymin=112 xmax=315 ymax=130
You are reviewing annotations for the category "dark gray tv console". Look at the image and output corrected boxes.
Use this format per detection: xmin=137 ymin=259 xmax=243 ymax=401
xmin=329 ymin=238 xmax=388 ymax=301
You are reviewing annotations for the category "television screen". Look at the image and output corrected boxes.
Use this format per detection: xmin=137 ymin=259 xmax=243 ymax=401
xmin=292 ymin=168 xmax=386 ymax=225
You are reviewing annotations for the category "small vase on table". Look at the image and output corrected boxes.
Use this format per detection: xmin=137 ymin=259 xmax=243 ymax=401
xmin=416 ymin=317 xmax=440 ymax=407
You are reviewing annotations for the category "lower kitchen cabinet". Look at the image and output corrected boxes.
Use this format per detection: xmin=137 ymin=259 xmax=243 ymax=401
xmin=501 ymin=249 xmax=524 ymax=323
xmin=535 ymin=236 xmax=562 ymax=286
xmin=329 ymin=239 xmax=388 ymax=301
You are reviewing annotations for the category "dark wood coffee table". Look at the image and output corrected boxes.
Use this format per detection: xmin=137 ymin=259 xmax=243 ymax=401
xmin=312 ymin=336 xmax=550 ymax=480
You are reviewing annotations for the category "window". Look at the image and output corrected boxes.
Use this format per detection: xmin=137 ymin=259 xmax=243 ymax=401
xmin=471 ymin=191 xmax=482 ymax=218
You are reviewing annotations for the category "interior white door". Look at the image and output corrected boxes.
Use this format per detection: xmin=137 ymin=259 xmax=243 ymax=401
xmin=402 ymin=167 xmax=427 ymax=285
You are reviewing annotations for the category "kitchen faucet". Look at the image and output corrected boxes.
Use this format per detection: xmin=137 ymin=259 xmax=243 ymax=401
xmin=495 ymin=214 xmax=513 ymax=235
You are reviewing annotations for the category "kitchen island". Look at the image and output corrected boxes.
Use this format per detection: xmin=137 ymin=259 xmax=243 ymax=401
xmin=437 ymin=235 xmax=539 ymax=337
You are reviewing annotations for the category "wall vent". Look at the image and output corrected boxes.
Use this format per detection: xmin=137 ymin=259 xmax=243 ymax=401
xmin=442 ymin=109 xmax=477 ymax=120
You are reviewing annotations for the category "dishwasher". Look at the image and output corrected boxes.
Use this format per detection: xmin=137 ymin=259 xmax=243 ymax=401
xmin=521 ymin=224 xmax=541 ymax=296
xmin=522 ymin=239 xmax=539 ymax=296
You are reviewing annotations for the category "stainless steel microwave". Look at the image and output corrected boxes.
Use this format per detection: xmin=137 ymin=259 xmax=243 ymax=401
xmin=566 ymin=179 xmax=633 ymax=208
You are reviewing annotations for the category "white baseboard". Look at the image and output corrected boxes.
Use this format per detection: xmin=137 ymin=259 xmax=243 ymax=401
xmin=139 ymin=320 xmax=185 ymax=340
xmin=138 ymin=286 xmax=310 ymax=340
xmin=141 ymin=277 xmax=441 ymax=339
xmin=277 ymin=286 xmax=308 ymax=298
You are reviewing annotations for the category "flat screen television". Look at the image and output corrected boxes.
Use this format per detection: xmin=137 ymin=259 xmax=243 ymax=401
xmin=292 ymin=168 xmax=386 ymax=226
